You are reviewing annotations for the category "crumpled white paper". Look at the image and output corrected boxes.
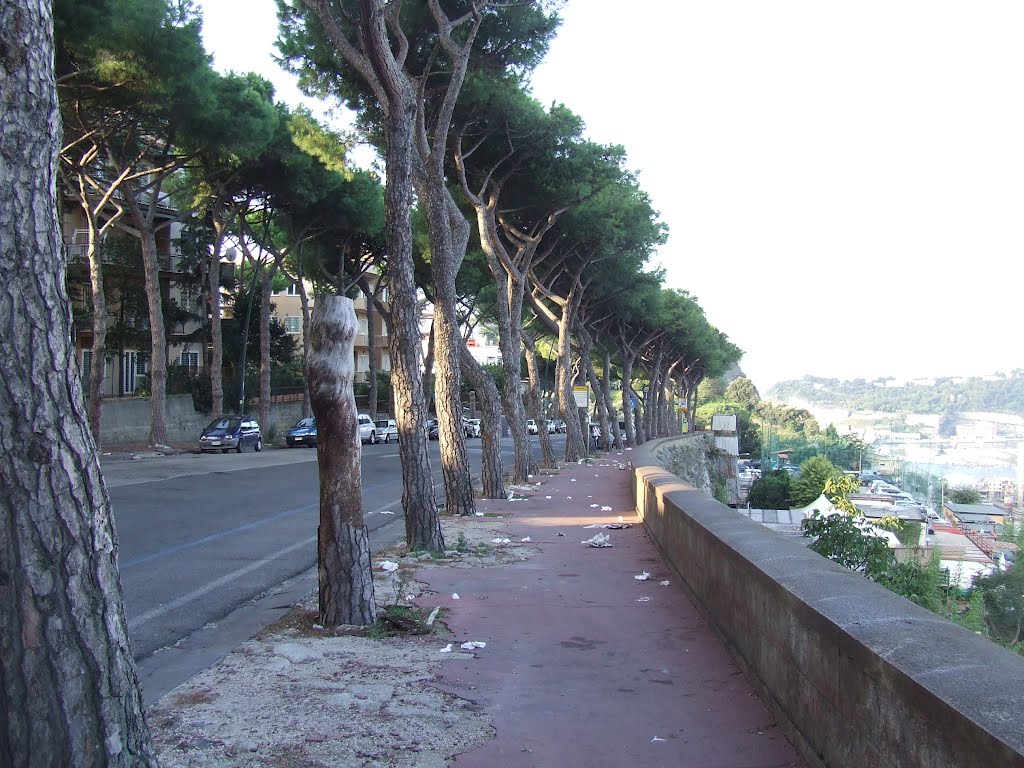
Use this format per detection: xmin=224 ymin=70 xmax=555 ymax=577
xmin=521 ymin=536 xmax=532 ymax=542
xmin=379 ymin=510 xmax=394 ymax=515
xmin=475 ymin=512 xmax=484 ymax=517
xmin=582 ymin=533 xmax=612 ymax=547
xmin=380 ymin=561 xmax=399 ymax=572
xmin=461 ymin=641 xmax=486 ymax=650
xmin=600 ymin=505 xmax=612 ymax=512
xmin=452 ymin=593 xmax=460 ymax=600
xmin=659 ymin=580 xmax=671 ymax=587
xmin=634 ymin=571 xmax=651 ymax=581
xmin=492 ymin=538 xmax=511 ymax=544
xmin=440 ymin=644 xmax=453 ymax=653
xmin=636 ymin=597 xmax=651 ymax=602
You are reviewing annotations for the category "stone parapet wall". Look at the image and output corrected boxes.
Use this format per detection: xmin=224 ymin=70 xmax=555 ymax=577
xmin=631 ymin=436 xmax=1024 ymax=768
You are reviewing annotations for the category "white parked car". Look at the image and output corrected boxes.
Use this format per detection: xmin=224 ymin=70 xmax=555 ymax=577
xmin=375 ymin=418 xmax=399 ymax=443
xmin=463 ymin=418 xmax=481 ymax=438
xmin=526 ymin=419 xmax=539 ymax=435
xmin=358 ymin=413 xmax=378 ymax=444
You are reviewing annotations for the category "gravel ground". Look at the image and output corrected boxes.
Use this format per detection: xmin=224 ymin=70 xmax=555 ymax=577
xmin=148 ymin=490 xmax=546 ymax=768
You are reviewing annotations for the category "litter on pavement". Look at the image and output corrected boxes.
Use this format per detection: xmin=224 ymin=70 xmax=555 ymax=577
xmin=581 ymin=533 xmax=612 ymax=547
xmin=634 ymin=571 xmax=651 ymax=581
xmin=440 ymin=644 xmax=453 ymax=653
xmin=600 ymin=505 xmax=612 ymax=512
xmin=452 ymin=593 xmax=460 ymax=600
xmin=636 ymin=597 xmax=651 ymax=602
xmin=461 ymin=641 xmax=487 ymax=650
xmin=379 ymin=510 xmax=394 ymax=515
xmin=492 ymin=538 xmax=511 ymax=544
xmin=660 ymin=580 xmax=671 ymax=587
xmin=380 ymin=561 xmax=399 ymax=572
xmin=521 ymin=536 xmax=532 ymax=542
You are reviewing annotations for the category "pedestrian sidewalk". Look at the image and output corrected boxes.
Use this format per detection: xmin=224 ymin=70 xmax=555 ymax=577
xmin=148 ymin=454 xmax=805 ymax=767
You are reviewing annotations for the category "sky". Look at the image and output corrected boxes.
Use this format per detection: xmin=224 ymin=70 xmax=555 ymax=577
xmin=195 ymin=1 xmax=1024 ymax=395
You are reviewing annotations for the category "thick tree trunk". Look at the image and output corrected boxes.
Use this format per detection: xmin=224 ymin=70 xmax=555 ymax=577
xmin=208 ymin=213 xmax=228 ymax=418
xmin=600 ymin=346 xmax=622 ymax=449
xmin=474 ymin=210 xmax=535 ymax=481
xmin=86 ymin=226 xmax=108 ymax=445
xmin=418 ymin=180 xmax=475 ymax=517
xmin=134 ymin=226 xmax=168 ymax=446
xmin=557 ymin=312 xmax=585 ymax=462
xmin=0 ymin=3 xmax=157 ymax=762
xmin=578 ymin=329 xmax=609 ymax=454
xmin=365 ymin=282 xmax=379 ymax=419
xmin=297 ymin=265 xmax=313 ymax=419
xmin=620 ymin=352 xmax=636 ymax=447
xmin=257 ymin=266 xmax=277 ymax=432
xmin=379 ymin=112 xmax=443 ymax=552
xmin=460 ymin=345 xmax=506 ymax=500
xmin=523 ymin=331 xmax=556 ymax=469
xmin=307 ymin=296 xmax=376 ymax=626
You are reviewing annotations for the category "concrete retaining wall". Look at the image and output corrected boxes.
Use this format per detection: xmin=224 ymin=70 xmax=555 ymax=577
xmin=632 ymin=435 xmax=1024 ymax=768
xmin=100 ymin=395 xmax=305 ymax=447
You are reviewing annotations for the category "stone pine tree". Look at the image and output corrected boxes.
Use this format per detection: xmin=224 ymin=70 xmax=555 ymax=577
xmin=307 ymin=297 xmax=376 ymax=626
xmin=0 ymin=1 xmax=156 ymax=764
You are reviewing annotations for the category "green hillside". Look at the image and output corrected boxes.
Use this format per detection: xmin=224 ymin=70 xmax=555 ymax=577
xmin=767 ymin=372 xmax=1024 ymax=416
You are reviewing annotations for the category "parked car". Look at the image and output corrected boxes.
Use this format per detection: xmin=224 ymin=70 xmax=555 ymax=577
xmin=544 ymin=419 xmax=557 ymax=434
xmin=463 ymin=418 xmax=482 ymax=438
xmin=551 ymin=419 xmax=567 ymax=433
xmin=375 ymin=418 xmax=399 ymax=443
xmin=358 ymin=413 xmax=377 ymax=444
xmin=285 ymin=417 xmax=317 ymax=448
xmin=199 ymin=416 xmax=262 ymax=454
xmin=526 ymin=419 xmax=539 ymax=435
xmin=426 ymin=418 xmax=439 ymax=440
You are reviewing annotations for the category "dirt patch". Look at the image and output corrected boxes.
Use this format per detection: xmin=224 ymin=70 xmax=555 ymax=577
xmin=148 ymin=493 xmax=547 ymax=767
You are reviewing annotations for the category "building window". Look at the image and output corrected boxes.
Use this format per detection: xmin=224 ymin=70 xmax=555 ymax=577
xmin=358 ymin=317 xmax=368 ymax=336
xmin=121 ymin=351 xmax=147 ymax=395
xmin=382 ymin=352 xmax=391 ymax=371
xmin=284 ymin=316 xmax=301 ymax=335
xmin=287 ymin=283 xmax=299 ymax=296
xmin=179 ymin=350 xmax=199 ymax=375
xmin=357 ymin=353 xmax=369 ymax=372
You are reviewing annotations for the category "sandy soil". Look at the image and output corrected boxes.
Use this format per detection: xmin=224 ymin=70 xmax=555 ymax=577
xmin=148 ymin=486 xmax=548 ymax=768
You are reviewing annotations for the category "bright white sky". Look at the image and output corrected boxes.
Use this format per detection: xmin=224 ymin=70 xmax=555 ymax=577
xmin=196 ymin=1 xmax=1024 ymax=395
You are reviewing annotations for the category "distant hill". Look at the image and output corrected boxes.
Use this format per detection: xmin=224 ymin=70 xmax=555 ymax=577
xmin=767 ymin=373 xmax=1024 ymax=417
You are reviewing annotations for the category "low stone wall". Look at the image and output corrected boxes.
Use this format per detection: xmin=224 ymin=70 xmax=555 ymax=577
xmin=100 ymin=395 xmax=306 ymax=447
xmin=632 ymin=436 xmax=1024 ymax=768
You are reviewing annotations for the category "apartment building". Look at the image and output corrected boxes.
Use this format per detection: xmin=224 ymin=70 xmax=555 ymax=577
xmin=63 ymin=199 xmax=203 ymax=398
xmin=271 ymin=279 xmax=391 ymax=384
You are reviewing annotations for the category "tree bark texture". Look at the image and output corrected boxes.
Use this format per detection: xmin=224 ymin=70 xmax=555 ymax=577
xmin=620 ymin=351 xmax=637 ymax=447
xmin=257 ymin=263 xmax=279 ymax=431
xmin=0 ymin=2 xmax=157 ymax=763
xmin=472 ymin=207 xmax=535 ymax=481
xmin=297 ymin=262 xmax=313 ymax=419
xmin=577 ymin=328 xmax=609 ymax=454
xmin=417 ymin=180 xmax=475 ymax=517
xmin=86 ymin=222 xmax=108 ymax=446
xmin=208 ymin=210 xmax=229 ymax=418
xmin=365 ymin=281 xmax=379 ymax=419
xmin=370 ymin=61 xmax=443 ymax=550
xmin=129 ymin=220 xmax=168 ymax=446
xmin=459 ymin=345 xmax=506 ymax=500
xmin=599 ymin=346 xmax=622 ymax=449
xmin=557 ymin=310 xmax=585 ymax=462
xmin=306 ymin=296 xmax=376 ymax=626
xmin=522 ymin=330 xmax=556 ymax=469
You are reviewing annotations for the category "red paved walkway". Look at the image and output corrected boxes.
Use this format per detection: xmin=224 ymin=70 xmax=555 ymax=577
xmin=425 ymin=456 xmax=805 ymax=768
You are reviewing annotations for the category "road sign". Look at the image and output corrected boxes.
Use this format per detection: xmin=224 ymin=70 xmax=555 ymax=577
xmin=573 ymin=386 xmax=589 ymax=408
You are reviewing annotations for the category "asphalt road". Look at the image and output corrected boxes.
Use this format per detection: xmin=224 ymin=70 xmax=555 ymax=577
xmin=103 ymin=433 xmax=565 ymax=703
